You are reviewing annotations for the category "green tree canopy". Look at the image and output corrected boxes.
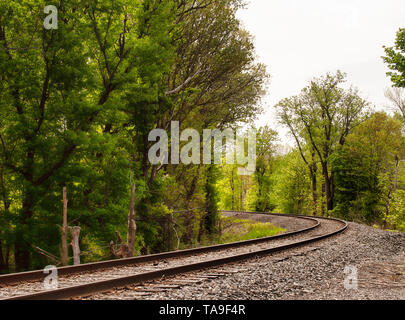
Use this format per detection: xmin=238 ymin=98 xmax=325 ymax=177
xmin=383 ymin=28 xmax=405 ymax=88
xmin=275 ymin=71 xmax=369 ymax=213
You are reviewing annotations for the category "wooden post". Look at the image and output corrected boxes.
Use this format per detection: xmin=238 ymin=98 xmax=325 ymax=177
xmin=68 ymin=226 xmax=81 ymax=265
xmin=127 ymin=183 xmax=136 ymax=257
xmin=61 ymin=187 xmax=69 ymax=266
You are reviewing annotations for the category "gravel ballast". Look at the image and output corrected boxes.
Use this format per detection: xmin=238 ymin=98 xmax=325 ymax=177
xmin=138 ymin=222 xmax=404 ymax=300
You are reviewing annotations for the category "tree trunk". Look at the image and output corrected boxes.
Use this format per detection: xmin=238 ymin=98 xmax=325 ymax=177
xmin=0 ymin=242 xmax=9 ymax=274
xmin=68 ymin=226 xmax=81 ymax=265
xmin=384 ymin=167 xmax=396 ymax=229
xmin=181 ymin=210 xmax=194 ymax=245
xmin=197 ymin=211 xmax=205 ymax=243
xmin=166 ymin=216 xmax=172 ymax=251
xmin=61 ymin=187 xmax=69 ymax=266
xmin=14 ymin=242 xmax=30 ymax=272
xmin=15 ymin=193 xmax=34 ymax=271
xmin=231 ymin=168 xmax=235 ymax=211
xmin=5 ymin=244 xmax=9 ymax=272
xmin=127 ymin=183 xmax=136 ymax=257
xmin=321 ymin=181 xmax=326 ymax=216
xmin=310 ymin=165 xmax=318 ymax=216
xmin=204 ymin=165 xmax=219 ymax=235
xmin=182 ymin=170 xmax=200 ymax=245
xmin=0 ymin=240 xmax=5 ymax=273
xmin=110 ymin=183 xmax=137 ymax=258
xmin=256 ymin=171 xmax=262 ymax=212
xmin=321 ymin=163 xmax=334 ymax=214
xmin=240 ymin=175 xmax=244 ymax=211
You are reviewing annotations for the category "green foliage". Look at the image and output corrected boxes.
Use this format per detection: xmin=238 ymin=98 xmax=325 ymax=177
xmin=270 ymin=151 xmax=312 ymax=215
xmin=217 ymin=165 xmax=244 ymax=211
xmin=254 ymin=126 xmax=278 ymax=212
xmin=275 ymin=71 xmax=369 ymax=213
xmin=0 ymin=0 xmax=268 ymax=272
xmin=5 ymin=0 xmax=405 ymax=275
xmin=388 ymin=191 xmax=405 ymax=231
xmin=204 ymin=165 xmax=220 ymax=235
xmin=383 ymin=28 xmax=405 ymax=88
xmin=332 ymin=112 xmax=404 ymax=223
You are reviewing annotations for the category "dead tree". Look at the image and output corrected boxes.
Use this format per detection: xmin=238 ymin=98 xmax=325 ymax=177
xmin=127 ymin=183 xmax=136 ymax=256
xmin=68 ymin=226 xmax=81 ymax=265
xmin=109 ymin=231 xmax=129 ymax=259
xmin=60 ymin=187 xmax=69 ymax=266
xmin=110 ymin=183 xmax=137 ymax=258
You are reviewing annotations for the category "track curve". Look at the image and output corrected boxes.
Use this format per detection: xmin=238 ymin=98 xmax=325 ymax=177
xmin=0 ymin=212 xmax=347 ymax=300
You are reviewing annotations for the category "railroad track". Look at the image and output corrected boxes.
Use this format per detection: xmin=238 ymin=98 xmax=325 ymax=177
xmin=0 ymin=212 xmax=347 ymax=300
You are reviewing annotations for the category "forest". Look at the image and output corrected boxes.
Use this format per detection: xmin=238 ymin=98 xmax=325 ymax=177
xmin=0 ymin=0 xmax=404 ymax=273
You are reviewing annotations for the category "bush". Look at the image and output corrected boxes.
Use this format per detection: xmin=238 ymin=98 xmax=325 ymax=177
xmin=388 ymin=191 xmax=405 ymax=232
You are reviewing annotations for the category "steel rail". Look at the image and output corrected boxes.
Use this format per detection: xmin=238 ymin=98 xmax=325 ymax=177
xmin=0 ymin=212 xmax=318 ymax=286
xmin=2 ymin=213 xmax=347 ymax=300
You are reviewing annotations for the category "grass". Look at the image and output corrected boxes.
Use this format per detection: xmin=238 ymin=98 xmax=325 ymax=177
xmin=218 ymin=216 xmax=286 ymax=244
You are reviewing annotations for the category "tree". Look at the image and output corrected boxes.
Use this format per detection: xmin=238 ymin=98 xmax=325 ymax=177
xmin=254 ymin=126 xmax=278 ymax=212
xmin=144 ymin=0 xmax=268 ymax=244
xmin=0 ymin=0 xmax=183 ymax=271
xmin=275 ymin=71 xmax=369 ymax=213
xmin=332 ymin=112 xmax=404 ymax=223
xmin=383 ymin=28 xmax=405 ymax=88
xmin=388 ymin=190 xmax=405 ymax=231
xmin=217 ymin=164 xmax=243 ymax=211
xmin=277 ymin=97 xmax=320 ymax=215
xmin=270 ymin=150 xmax=312 ymax=215
xmin=385 ymin=87 xmax=405 ymax=121
xmin=0 ymin=0 xmax=269 ymax=271
xmin=203 ymin=164 xmax=220 ymax=236
xmin=132 ymin=0 xmax=268 ymax=187
xmin=0 ymin=0 xmax=102 ymax=270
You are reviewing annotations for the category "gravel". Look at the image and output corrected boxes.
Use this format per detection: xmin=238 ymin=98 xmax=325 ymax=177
xmin=135 ymin=222 xmax=405 ymax=300
xmin=4 ymin=215 xmax=403 ymax=300
xmin=86 ymin=217 xmax=346 ymax=300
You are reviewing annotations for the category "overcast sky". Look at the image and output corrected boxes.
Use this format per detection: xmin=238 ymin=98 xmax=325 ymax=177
xmin=236 ymin=0 xmax=405 ymax=142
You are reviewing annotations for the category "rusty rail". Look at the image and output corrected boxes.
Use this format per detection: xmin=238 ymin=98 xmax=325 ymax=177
xmin=1 ymin=212 xmax=347 ymax=300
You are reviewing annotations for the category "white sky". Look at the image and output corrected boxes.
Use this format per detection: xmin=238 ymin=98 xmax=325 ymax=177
xmin=236 ymin=0 xmax=405 ymax=143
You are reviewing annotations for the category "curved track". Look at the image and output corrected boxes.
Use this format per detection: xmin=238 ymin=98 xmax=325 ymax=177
xmin=0 ymin=212 xmax=347 ymax=300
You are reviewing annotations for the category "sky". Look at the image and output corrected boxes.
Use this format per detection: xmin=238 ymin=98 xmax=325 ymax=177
xmin=236 ymin=0 xmax=405 ymax=143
